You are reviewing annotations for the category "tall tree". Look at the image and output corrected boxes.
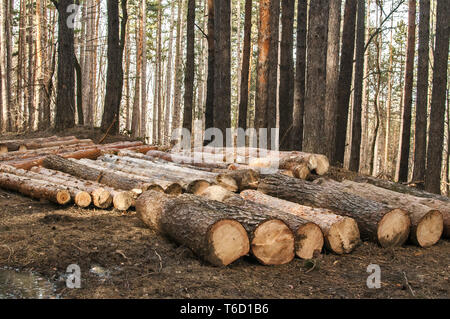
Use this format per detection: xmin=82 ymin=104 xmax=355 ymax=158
xmin=303 ymin=0 xmax=330 ymax=154
xmin=425 ymin=0 xmax=450 ymax=194
xmin=324 ymin=0 xmax=342 ymax=161
xmin=101 ymin=0 xmax=128 ymax=134
xmin=397 ymin=0 xmax=417 ymax=183
xmin=291 ymin=0 xmax=307 ymax=150
xmin=349 ymin=0 xmax=366 ymax=172
xmin=412 ymin=0 xmax=431 ymax=184
xmin=213 ymin=0 xmax=231 ymax=142
xmin=53 ymin=0 xmax=75 ymax=131
xmin=333 ymin=0 xmax=357 ymax=165
xmin=255 ymin=0 xmax=280 ymax=147
xmin=204 ymin=0 xmax=215 ymax=131
xmin=140 ymin=0 xmax=147 ymax=138
xmin=183 ymin=0 xmax=195 ymax=133
xmin=172 ymin=0 xmax=185 ymax=133
xmin=0 ymin=0 xmax=9 ymax=131
xmin=279 ymin=0 xmax=295 ymax=150
xmin=131 ymin=2 xmax=143 ymax=137
xmin=238 ymin=0 xmax=252 ymax=131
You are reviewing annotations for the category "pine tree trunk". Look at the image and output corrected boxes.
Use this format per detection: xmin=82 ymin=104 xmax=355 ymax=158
xmin=183 ymin=0 xmax=195 ymax=133
xmin=172 ymin=0 xmax=185 ymax=133
xmin=238 ymin=0 xmax=252 ymax=132
xmin=140 ymin=0 xmax=147 ymax=138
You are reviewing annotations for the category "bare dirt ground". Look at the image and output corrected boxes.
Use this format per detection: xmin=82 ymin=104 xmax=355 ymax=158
xmin=0 ymin=128 xmax=448 ymax=299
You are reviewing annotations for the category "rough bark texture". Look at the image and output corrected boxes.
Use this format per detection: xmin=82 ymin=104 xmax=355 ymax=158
xmin=314 ymin=178 xmax=444 ymax=247
xmin=43 ymin=155 xmax=149 ymax=191
xmin=216 ymin=169 xmax=260 ymax=192
xmin=238 ymin=0 xmax=252 ymax=131
xmin=0 ymin=171 xmax=70 ymax=205
xmin=136 ymin=191 xmax=250 ymax=267
xmin=397 ymin=0 xmax=416 ymax=183
xmin=240 ymin=190 xmax=360 ymax=254
xmin=425 ymin=0 xmax=450 ymax=194
xmin=303 ymin=0 xmax=329 ymax=155
xmin=258 ymin=174 xmax=411 ymax=247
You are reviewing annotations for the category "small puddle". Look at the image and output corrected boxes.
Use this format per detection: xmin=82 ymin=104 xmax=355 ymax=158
xmin=0 ymin=268 xmax=59 ymax=299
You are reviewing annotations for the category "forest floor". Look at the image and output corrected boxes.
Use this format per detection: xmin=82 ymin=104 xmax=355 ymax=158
xmin=0 ymin=128 xmax=448 ymax=299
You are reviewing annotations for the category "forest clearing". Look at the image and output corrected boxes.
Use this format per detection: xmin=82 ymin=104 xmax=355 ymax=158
xmin=0 ymin=0 xmax=449 ymax=301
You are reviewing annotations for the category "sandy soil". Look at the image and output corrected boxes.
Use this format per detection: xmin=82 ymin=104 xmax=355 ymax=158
xmin=0 ymin=128 xmax=448 ymax=299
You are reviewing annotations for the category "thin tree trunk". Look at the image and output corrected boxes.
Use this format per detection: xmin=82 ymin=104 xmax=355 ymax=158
xmin=163 ymin=1 xmax=176 ymax=144
xmin=172 ymin=0 xmax=185 ymax=133
xmin=204 ymin=0 xmax=215 ymax=132
xmin=183 ymin=0 xmax=196 ymax=134
xmin=238 ymin=0 xmax=252 ymax=132
xmin=140 ymin=0 xmax=148 ymax=138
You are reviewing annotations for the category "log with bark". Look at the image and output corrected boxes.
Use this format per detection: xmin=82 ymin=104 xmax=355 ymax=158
xmin=20 ymin=138 xmax=94 ymax=151
xmin=0 ymin=165 xmax=91 ymax=208
xmin=0 ymin=172 xmax=71 ymax=205
xmin=145 ymin=150 xmax=230 ymax=170
xmin=240 ymin=190 xmax=361 ymax=254
xmin=43 ymin=155 xmax=151 ymax=193
xmin=215 ymin=169 xmax=260 ymax=192
xmin=200 ymin=186 xmax=324 ymax=259
xmin=136 ymin=191 xmax=250 ymax=266
xmin=29 ymin=166 xmax=138 ymax=210
xmin=314 ymin=178 xmax=444 ymax=247
xmin=0 ymin=135 xmax=68 ymax=153
xmin=257 ymin=174 xmax=411 ymax=247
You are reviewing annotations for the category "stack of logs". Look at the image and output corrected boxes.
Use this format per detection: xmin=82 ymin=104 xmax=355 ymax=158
xmin=0 ymin=137 xmax=448 ymax=267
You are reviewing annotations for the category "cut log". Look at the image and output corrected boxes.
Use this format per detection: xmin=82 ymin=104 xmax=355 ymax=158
xmin=353 ymin=175 xmax=450 ymax=202
xmin=20 ymin=138 xmax=94 ymax=151
xmin=0 ymin=135 xmax=66 ymax=152
xmin=240 ymin=190 xmax=360 ymax=254
xmin=200 ymin=186 xmax=324 ymax=259
xmin=0 ymin=165 xmax=90 ymax=208
xmin=136 ymin=191 xmax=250 ymax=266
xmin=216 ymin=169 xmax=260 ymax=192
xmin=0 ymin=172 xmax=71 ymax=205
xmin=145 ymin=150 xmax=230 ymax=170
xmin=258 ymin=174 xmax=411 ymax=247
xmin=314 ymin=178 xmax=444 ymax=247
xmin=28 ymin=166 xmax=139 ymax=210
xmin=8 ymin=149 xmax=103 ymax=170
xmin=43 ymin=155 xmax=151 ymax=192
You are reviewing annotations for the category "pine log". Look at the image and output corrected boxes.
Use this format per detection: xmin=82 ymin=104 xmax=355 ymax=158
xmin=0 ymin=135 xmax=65 ymax=152
xmin=240 ymin=190 xmax=361 ymax=254
xmin=20 ymin=138 xmax=94 ymax=151
xmin=136 ymin=191 xmax=250 ymax=266
xmin=353 ymin=175 xmax=450 ymax=202
xmin=200 ymin=186 xmax=324 ymax=259
xmin=43 ymin=155 xmax=151 ymax=192
xmin=28 ymin=166 xmax=140 ymax=210
xmin=0 ymin=172 xmax=71 ymax=205
xmin=258 ymin=174 xmax=411 ymax=247
xmin=0 ymin=165 xmax=90 ymax=208
xmin=145 ymin=150 xmax=230 ymax=170
xmin=314 ymin=178 xmax=444 ymax=247
xmin=215 ymin=169 xmax=260 ymax=192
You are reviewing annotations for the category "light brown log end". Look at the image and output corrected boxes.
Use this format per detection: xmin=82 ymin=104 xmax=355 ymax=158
xmin=326 ymin=217 xmax=361 ymax=254
xmin=164 ymin=183 xmax=184 ymax=195
xmin=74 ymin=191 xmax=92 ymax=208
xmin=19 ymin=145 xmax=28 ymax=152
xmin=295 ymin=223 xmax=324 ymax=259
xmin=56 ymin=190 xmax=71 ymax=205
xmin=412 ymin=210 xmax=443 ymax=248
xmin=293 ymin=164 xmax=311 ymax=180
xmin=251 ymin=219 xmax=295 ymax=265
xmin=113 ymin=191 xmax=135 ymax=211
xmin=216 ymin=175 xmax=239 ymax=192
xmin=147 ymin=184 xmax=165 ymax=193
xmin=208 ymin=219 xmax=250 ymax=266
xmin=200 ymin=185 xmax=235 ymax=202
xmin=377 ymin=209 xmax=411 ymax=248
xmin=92 ymin=188 xmax=113 ymax=209
xmin=279 ymin=170 xmax=295 ymax=177
xmin=187 ymin=180 xmax=212 ymax=195
xmin=0 ymin=146 xmax=7 ymax=155
xmin=311 ymin=155 xmax=330 ymax=175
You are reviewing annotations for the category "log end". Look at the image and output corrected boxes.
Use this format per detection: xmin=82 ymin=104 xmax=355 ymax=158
xmin=74 ymin=191 xmax=92 ymax=208
xmin=251 ymin=219 xmax=295 ymax=265
xmin=208 ymin=219 xmax=250 ymax=266
xmin=56 ymin=190 xmax=71 ymax=205
xmin=377 ymin=209 xmax=411 ymax=248
xmin=164 ymin=183 xmax=184 ymax=195
xmin=187 ymin=180 xmax=211 ymax=195
xmin=293 ymin=164 xmax=311 ymax=180
xmin=312 ymin=155 xmax=330 ymax=175
xmin=0 ymin=145 xmax=7 ymax=155
xmin=92 ymin=188 xmax=113 ymax=209
xmin=200 ymin=185 xmax=235 ymax=202
xmin=295 ymin=223 xmax=324 ymax=259
xmin=413 ymin=210 xmax=443 ymax=248
xmin=216 ymin=175 xmax=239 ymax=192
xmin=326 ymin=217 xmax=361 ymax=254
xmin=113 ymin=191 xmax=135 ymax=211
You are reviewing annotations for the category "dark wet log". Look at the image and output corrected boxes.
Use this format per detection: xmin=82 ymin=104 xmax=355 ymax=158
xmin=258 ymin=174 xmax=411 ymax=247
xmin=136 ymin=191 xmax=250 ymax=266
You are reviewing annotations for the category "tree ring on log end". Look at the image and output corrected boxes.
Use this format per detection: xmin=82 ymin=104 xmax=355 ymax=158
xmin=56 ymin=190 xmax=71 ymax=205
xmin=377 ymin=209 xmax=410 ymax=247
xmin=75 ymin=191 xmax=92 ymax=208
xmin=113 ymin=192 xmax=134 ymax=211
xmin=187 ymin=180 xmax=211 ymax=195
xmin=164 ymin=183 xmax=184 ymax=195
xmin=295 ymin=223 xmax=324 ymax=259
xmin=415 ymin=210 xmax=443 ymax=248
xmin=208 ymin=220 xmax=250 ymax=266
xmin=327 ymin=217 xmax=361 ymax=254
xmin=251 ymin=219 xmax=295 ymax=265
